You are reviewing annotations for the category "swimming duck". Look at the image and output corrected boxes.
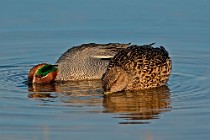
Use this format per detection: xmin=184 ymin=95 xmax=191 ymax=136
xmin=28 ymin=43 xmax=130 ymax=84
xmin=102 ymin=44 xmax=172 ymax=94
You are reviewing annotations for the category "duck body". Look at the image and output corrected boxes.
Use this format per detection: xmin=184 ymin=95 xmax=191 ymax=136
xmin=102 ymin=44 xmax=172 ymax=94
xmin=28 ymin=43 xmax=129 ymax=84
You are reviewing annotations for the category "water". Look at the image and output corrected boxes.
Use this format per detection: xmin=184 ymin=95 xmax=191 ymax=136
xmin=0 ymin=0 xmax=210 ymax=139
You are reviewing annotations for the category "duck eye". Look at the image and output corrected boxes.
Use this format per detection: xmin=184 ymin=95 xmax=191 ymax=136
xmin=36 ymin=64 xmax=57 ymax=77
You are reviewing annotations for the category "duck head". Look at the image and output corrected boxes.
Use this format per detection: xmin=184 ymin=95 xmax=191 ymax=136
xmin=102 ymin=67 xmax=128 ymax=94
xmin=28 ymin=63 xmax=58 ymax=84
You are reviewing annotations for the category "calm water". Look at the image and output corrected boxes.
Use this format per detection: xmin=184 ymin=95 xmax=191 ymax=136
xmin=1 ymin=0 xmax=210 ymax=140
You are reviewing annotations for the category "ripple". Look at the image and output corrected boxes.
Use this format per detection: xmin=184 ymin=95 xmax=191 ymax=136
xmin=169 ymin=52 xmax=210 ymax=109
xmin=0 ymin=65 xmax=30 ymax=92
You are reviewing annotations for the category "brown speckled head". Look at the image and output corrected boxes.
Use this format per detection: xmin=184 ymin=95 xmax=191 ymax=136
xmin=28 ymin=63 xmax=58 ymax=84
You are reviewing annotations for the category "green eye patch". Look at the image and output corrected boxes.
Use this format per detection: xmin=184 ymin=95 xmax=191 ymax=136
xmin=36 ymin=64 xmax=57 ymax=77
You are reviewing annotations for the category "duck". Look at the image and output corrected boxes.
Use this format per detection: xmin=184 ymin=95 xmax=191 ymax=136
xmin=28 ymin=43 xmax=130 ymax=84
xmin=102 ymin=44 xmax=172 ymax=94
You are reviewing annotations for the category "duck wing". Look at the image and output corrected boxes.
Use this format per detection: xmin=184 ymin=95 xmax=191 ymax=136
xmin=89 ymin=43 xmax=131 ymax=60
xmin=56 ymin=43 xmax=130 ymax=63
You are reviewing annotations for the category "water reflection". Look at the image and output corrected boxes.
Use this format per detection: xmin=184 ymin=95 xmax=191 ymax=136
xmin=28 ymin=80 xmax=102 ymax=94
xmin=28 ymin=81 xmax=171 ymax=124
xmin=28 ymin=80 xmax=103 ymax=105
xmin=103 ymin=86 xmax=171 ymax=124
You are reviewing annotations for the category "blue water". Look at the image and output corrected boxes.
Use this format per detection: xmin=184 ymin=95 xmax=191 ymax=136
xmin=0 ymin=0 xmax=210 ymax=140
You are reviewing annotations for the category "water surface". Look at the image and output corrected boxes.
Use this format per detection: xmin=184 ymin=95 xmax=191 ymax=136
xmin=0 ymin=0 xmax=210 ymax=140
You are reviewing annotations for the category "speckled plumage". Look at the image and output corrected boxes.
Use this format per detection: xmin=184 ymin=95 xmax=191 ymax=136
xmin=102 ymin=44 xmax=172 ymax=94
xmin=55 ymin=43 xmax=130 ymax=81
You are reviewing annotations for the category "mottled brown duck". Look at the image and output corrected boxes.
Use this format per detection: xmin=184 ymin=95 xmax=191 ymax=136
xmin=102 ymin=44 xmax=172 ymax=94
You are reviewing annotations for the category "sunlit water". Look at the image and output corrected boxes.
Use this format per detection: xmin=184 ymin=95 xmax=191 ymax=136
xmin=0 ymin=0 xmax=210 ymax=140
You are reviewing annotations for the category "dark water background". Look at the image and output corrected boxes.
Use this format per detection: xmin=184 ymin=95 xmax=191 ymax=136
xmin=0 ymin=0 xmax=210 ymax=139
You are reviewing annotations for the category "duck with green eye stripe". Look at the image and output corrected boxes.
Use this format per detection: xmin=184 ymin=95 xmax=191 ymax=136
xmin=35 ymin=64 xmax=58 ymax=78
xmin=28 ymin=63 xmax=58 ymax=84
xmin=28 ymin=43 xmax=130 ymax=84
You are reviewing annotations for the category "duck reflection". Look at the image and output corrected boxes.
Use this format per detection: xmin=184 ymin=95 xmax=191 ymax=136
xmin=103 ymin=86 xmax=171 ymax=124
xmin=28 ymin=83 xmax=57 ymax=98
xmin=28 ymin=81 xmax=171 ymax=124
xmin=27 ymin=80 xmax=103 ymax=105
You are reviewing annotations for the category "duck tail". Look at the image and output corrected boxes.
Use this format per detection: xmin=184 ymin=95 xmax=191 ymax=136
xmin=149 ymin=43 xmax=156 ymax=46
